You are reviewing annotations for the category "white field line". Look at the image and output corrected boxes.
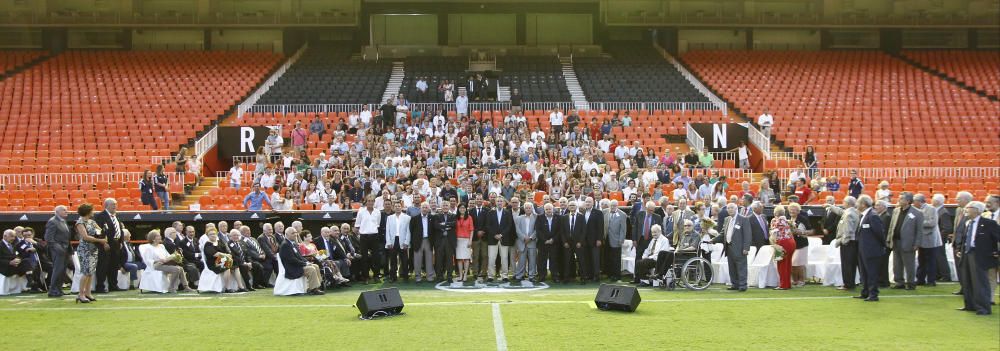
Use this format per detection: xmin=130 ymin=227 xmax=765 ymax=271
xmin=492 ymin=303 xmax=508 ymax=351
xmin=0 ymin=294 xmax=960 ymax=312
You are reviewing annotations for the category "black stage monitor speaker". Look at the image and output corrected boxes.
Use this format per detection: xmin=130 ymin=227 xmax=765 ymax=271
xmin=595 ymin=284 xmax=641 ymax=312
xmin=357 ymin=288 xmax=404 ymax=319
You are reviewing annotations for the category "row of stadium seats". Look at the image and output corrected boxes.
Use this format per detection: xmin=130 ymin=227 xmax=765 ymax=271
xmin=0 ymin=50 xmax=285 ymax=210
xmin=902 ymin=50 xmax=1000 ymax=97
xmin=399 ymin=56 xmax=471 ymax=103
xmin=575 ymin=42 xmax=709 ymax=102
xmin=258 ymin=43 xmax=390 ymax=104
xmin=497 ymin=56 xmax=571 ymax=102
xmin=680 ymin=50 xmax=1000 ymax=169
xmin=0 ymin=50 xmax=46 ymax=74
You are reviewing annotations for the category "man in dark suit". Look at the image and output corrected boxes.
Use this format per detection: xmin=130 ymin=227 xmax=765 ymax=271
xmin=874 ymin=200 xmax=893 ymax=288
xmin=535 ymin=203 xmax=562 ymax=283
xmin=748 ymin=202 xmax=770 ymax=248
xmin=631 ymin=201 xmax=661 ymax=284
xmin=257 ymin=223 xmax=281 ymax=287
xmin=1 ymin=229 xmax=27 ymax=278
xmin=237 ymin=226 xmax=265 ymax=289
xmin=820 ymin=196 xmax=842 ymax=244
xmin=887 ymin=192 xmax=923 ymax=290
xmin=469 ymin=194 xmax=489 ymax=280
xmin=582 ymin=197 xmax=605 ymax=282
xmin=713 ymin=203 xmax=752 ymax=291
xmin=227 ymin=230 xmax=252 ymax=292
xmin=433 ymin=199 xmax=458 ymax=282
xmin=278 ymin=228 xmax=324 ymax=295
xmin=955 ymin=202 xmax=999 ymax=315
xmin=179 ymin=226 xmax=202 ymax=288
xmin=560 ymin=201 xmax=586 ymax=284
xmin=485 ymin=197 xmax=515 ymax=282
xmin=93 ymin=199 xmax=125 ymax=292
xmin=855 ymin=195 xmax=887 ymax=302
xmin=410 ymin=202 xmax=435 ymax=283
xmin=44 ymin=206 xmax=71 ymax=297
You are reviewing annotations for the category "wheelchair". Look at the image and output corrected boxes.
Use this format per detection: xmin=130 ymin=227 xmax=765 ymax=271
xmin=644 ymin=235 xmax=715 ymax=291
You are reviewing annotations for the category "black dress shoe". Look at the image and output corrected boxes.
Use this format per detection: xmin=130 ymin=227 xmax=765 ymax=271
xmin=727 ymin=287 xmax=739 ymax=291
xmin=48 ymin=293 xmax=64 ymax=298
xmin=952 ymin=291 xmax=964 ymax=295
xmin=890 ymin=285 xmax=905 ymax=289
xmin=926 ymin=282 xmax=937 ymax=287
xmin=915 ymin=281 xmax=925 ymax=286
xmin=109 ymin=287 xmax=126 ymax=292
xmin=975 ymin=311 xmax=991 ymax=315
xmin=956 ymin=307 xmax=975 ymax=311
xmin=853 ymin=295 xmax=869 ymax=299
xmin=864 ymin=297 xmax=880 ymax=302
xmin=905 ymin=285 xmax=915 ymax=291
xmin=637 ymin=282 xmax=651 ymax=287
xmin=738 ymin=288 xmax=747 ymax=292
xmin=93 ymin=289 xmax=108 ymax=294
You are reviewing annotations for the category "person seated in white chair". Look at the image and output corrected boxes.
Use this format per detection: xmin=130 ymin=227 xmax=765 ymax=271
xmin=278 ymin=227 xmax=325 ymax=295
xmin=635 ymin=224 xmax=676 ymax=287
xmin=146 ymin=230 xmax=194 ymax=293
xmin=202 ymin=229 xmax=239 ymax=293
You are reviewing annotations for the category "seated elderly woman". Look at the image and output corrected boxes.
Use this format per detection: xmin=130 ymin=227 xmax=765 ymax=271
xmin=202 ymin=229 xmax=239 ymax=293
xmin=145 ymin=229 xmax=194 ymax=293
xmin=635 ymin=224 xmax=677 ymax=287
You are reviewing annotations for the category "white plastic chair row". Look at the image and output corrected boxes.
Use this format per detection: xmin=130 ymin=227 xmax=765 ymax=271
xmin=273 ymin=254 xmax=307 ymax=296
xmin=0 ymin=274 xmax=27 ymax=295
xmin=716 ymin=245 xmax=757 ymax=286
xmin=137 ymin=244 xmax=171 ymax=293
xmin=621 ymin=239 xmax=635 ymax=275
xmin=748 ymin=245 xmax=779 ymax=288
xmin=70 ymin=253 xmax=130 ymax=293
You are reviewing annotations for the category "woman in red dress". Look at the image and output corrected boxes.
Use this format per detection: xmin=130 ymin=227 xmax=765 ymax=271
xmin=770 ymin=205 xmax=796 ymax=290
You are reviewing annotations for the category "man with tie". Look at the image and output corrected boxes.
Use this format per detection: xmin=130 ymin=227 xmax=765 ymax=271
xmin=951 ymin=191 xmax=974 ymax=295
xmin=384 ymin=201 xmax=411 ymax=283
xmin=887 ymin=192 xmax=923 ymax=290
xmin=671 ymin=199 xmax=695 ymax=246
xmin=855 ymin=195 xmax=887 ymax=302
xmin=820 ymin=196 xmax=842 ymax=244
xmin=713 ymin=203 xmax=752 ymax=292
xmin=829 ymin=196 xmax=860 ymax=290
xmin=278 ymin=228 xmax=324 ymax=295
xmin=984 ymin=195 xmax=999 ymax=303
xmin=605 ymin=201 xmax=628 ymax=282
xmin=631 ymin=201 xmax=661 ymax=284
xmin=561 ymin=201 xmax=586 ymax=284
xmin=94 ymin=198 xmax=125 ymax=292
xmin=239 ymin=226 xmax=266 ymax=289
xmin=954 ymin=201 xmax=999 ymax=315
xmin=582 ymin=197 xmax=605 ymax=282
xmin=434 ymin=199 xmax=458 ymax=283
xmin=410 ymin=202 xmax=436 ymax=283
xmin=654 ymin=199 xmax=675 ymax=245
xmin=636 ymin=224 xmax=674 ymax=286
xmin=257 ymin=223 xmax=280 ymax=287
xmin=227 ymin=230 xmax=252 ymax=292
xmin=470 ymin=194 xmax=490 ymax=281
xmin=44 ymin=205 xmax=71 ymax=297
xmin=514 ymin=202 xmax=538 ymax=282
xmin=180 ymin=226 xmax=202 ymax=286
xmin=486 ymin=197 xmax=515 ymax=283
xmin=748 ymin=201 xmax=770 ymax=248
xmin=535 ymin=203 xmax=562 ymax=283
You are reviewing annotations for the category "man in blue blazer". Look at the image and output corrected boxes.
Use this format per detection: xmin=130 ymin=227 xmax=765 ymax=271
xmin=279 ymin=228 xmax=324 ymax=295
xmin=955 ymin=202 xmax=999 ymax=315
xmin=855 ymin=195 xmax=887 ymax=302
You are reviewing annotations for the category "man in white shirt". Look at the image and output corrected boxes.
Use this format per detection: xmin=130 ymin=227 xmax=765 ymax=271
xmin=359 ymin=106 xmax=373 ymax=127
xmin=433 ymin=111 xmax=447 ymax=129
xmin=597 ymin=136 xmax=612 ymax=153
xmin=259 ymin=168 xmax=276 ymax=188
xmin=757 ymin=109 xmax=774 ymax=140
xmin=383 ymin=201 xmax=411 ymax=282
xmin=635 ymin=224 xmax=674 ymax=286
xmin=455 ymin=92 xmax=469 ymax=117
xmin=229 ymin=161 xmax=244 ymax=189
xmin=354 ymin=198 xmax=383 ymax=281
xmin=415 ymin=77 xmax=428 ymax=97
xmin=614 ymin=139 xmax=629 ymax=160
xmin=549 ymin=108 xmax=564 ymax=137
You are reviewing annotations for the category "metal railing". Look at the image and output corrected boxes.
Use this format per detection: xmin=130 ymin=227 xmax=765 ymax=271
xmin=653 ymin=43 xmax=729 ymax=116
xmin=709 ymin=152 xmax=737 ymax=162
xmin=247 ymin=101 xmax=724 ymax=115
xmin=0 ymin=11 xmax=359 ymax=26
xmin=686 ymin=123 xmax=704 ymax=153
xmin=772 ymin=167 xmax=1000 ymax=183
xmin=769 ymin=152 xmax=802 ymax=161
xmin=237 ymin=42 xmax=309 ymax=119
xmin=0 ymin=172 xmax=182 ymax=187
xmin=195 ymin=125 xmax=218 ymax=160
xmin=745 ymin=123 xmax=770 ymax=159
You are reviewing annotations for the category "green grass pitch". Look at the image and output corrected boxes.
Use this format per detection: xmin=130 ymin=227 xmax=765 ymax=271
xmin=1 ymin=283 xmax=996 ymax=350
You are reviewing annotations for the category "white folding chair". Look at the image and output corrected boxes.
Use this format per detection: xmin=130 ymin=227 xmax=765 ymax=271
xmin=806 ymin=244 xmax=828 ymax=282
xmin=197 ymin=253 xmax=227 ymax=293
xmin=748 ymin=245 xmax=778 ymax=288
xmin=621 ymin=240 xmax=635 ymax=275
xmin=70 ymin=254 xmax=129 ymax=293
xmin=0 ymin=274 xmax=27 ymax=295
xmin=822 ymin=245 xmax=844 ymax=287
xmin=137 ymin=244 xmax=170 ymax=293
xmin=273 ymin=255 xmax=307 ymax=296
xmin=945 ymin=243 xmax=958 ymax=281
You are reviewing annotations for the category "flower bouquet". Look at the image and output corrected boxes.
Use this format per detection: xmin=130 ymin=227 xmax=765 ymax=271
xmin=316 ymin=249 xmax=329 ymax=261
xmin=163 ymin=252 xmax=184 ymax=265
xmin=771 ymin=245 xmax=786 ymax=262
xmin=215 ymin=254 xmax=233 ymax=270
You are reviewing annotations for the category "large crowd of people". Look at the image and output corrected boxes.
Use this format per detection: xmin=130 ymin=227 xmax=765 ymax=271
xmin=2 ymin=97 xmax=996 ymax=317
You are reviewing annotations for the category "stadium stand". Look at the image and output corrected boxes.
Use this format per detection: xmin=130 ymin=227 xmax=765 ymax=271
xmin=497 ymin=56 xmax=571 ymax=102
xmin=0 ymin=50 xmax=284 ymax=211
xmin=902 ymin=50 xmax=1000 ymax=98
xmin=575 ymin=42 xmax=709 ymax=102
xmin=257 ymin=43 xmax=391 ymax=104
xmin=399 ymin=56 xmax=469 ymax=103
xmin=0 ymin=51 xmax=47 ymax=75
